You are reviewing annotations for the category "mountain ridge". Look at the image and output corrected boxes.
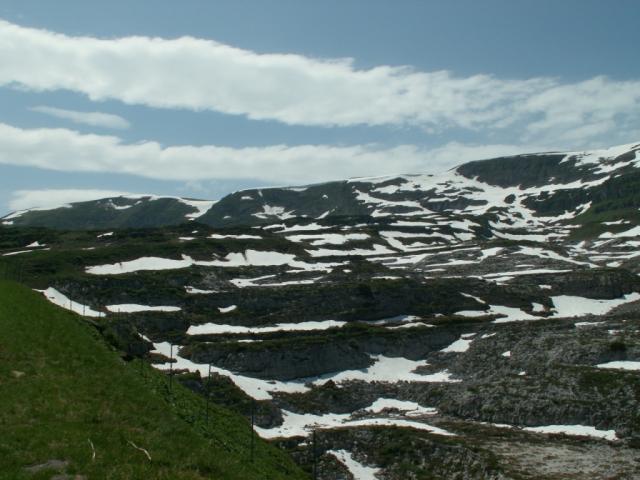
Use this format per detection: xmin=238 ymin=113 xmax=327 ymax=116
xmin=4 ymin=141 xmax=639 ymax=232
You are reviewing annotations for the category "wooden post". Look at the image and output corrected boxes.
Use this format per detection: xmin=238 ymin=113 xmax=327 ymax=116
xmin=206 ymin=364 xmax=212 ymax=425
xmin=250 ymin=399 xmax=255 ymax=462
xmin=169 ymin=343 xmax=174 ymax=392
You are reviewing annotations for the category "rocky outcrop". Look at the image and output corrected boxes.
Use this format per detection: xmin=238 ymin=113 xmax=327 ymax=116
xmin=182 ymin=323 xmax=473 ymax=380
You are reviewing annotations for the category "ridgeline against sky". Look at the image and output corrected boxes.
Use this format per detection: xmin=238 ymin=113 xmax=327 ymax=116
xmin=1 ymin=0 xmax=639 ymax=214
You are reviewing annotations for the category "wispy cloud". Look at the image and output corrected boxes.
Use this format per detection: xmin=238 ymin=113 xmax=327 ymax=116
xmin=30 ymin=105 xmax=130 ymax=129
xmin=9 ymin=188 xmax=138 ymax=211
xmin=0 ymin=122 xmax=553 ymax=185
xmin=0 ymin=19 xmax=638 ymax=145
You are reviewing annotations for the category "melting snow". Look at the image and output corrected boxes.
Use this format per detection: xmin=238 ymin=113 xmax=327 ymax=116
xmin=25 ymin=241 xmax=45 ymax=248
xmin=531 ymin=303 xmax=545 ymax=313
xmin=315 ymin=355 xmax=459 ymax=385
xmin=3 ymin=250 xmax=36 ymax=256
xmin=479 ymin=247 xmax=503 ymax=260
xmin=307 ymin=244 xmax=395 ymax=257
xmin=187 ymin=319 xmax=346 ymax=336
xmin=38 ymin=287 xmax=102 ymax=317
xmin=518 ymin=246 xmax=596 ymax=267
xmin=106 ymin=304 xmax=181 ymax=313
xmin=365 ymin=398 xmax=437 ymax=416
xmin=440 ymin=335 xmax=474 ymax=353
xmin=209 ymin=233 xmax=262 ymax=239
xmin=218 ymin=305 xmax=237 ymax=313
xmin=457 ymin=305 xmax=539 ymax=323
xmin=600 ymin=225 xmax=640 ymax=239
xmin=150 ymin=341 xmax=308 ymax=400
xmin=287 ymin=233 xmax=369 ymax=245
xmin=596 ymin=361 xmax=640 ymax=371
xmin=252 ymin=204 xmax=296 ymax=220
xmin=256 ymin=409 xmax=454 ymax=439
xmin=185 ymin=286 xmax=217 ymax=294
xmin=523 ymin=425 xmax=617 ymax=441
xmin=492 ymin=306 xmax=540 ymax=323
xmin=212 ymin=250 xmax=336 ymax=271
xmin=228 ymin=273 xmax=333 ymax=288
xmin=574 ymin=321 xmax=605 ymax=328
xmin=87 ymin=256 xmax=194 ymax=274
xmin=328 ymin=450 xmax=380 ymax=480
xmin=551 ymin=293 xmax=640 ymax=318
xmin=87 ymin=251 xmax=336 ymax=274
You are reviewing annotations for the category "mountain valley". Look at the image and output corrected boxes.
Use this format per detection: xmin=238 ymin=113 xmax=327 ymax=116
xmin=3 ymin=142 xmax=640 ymax=479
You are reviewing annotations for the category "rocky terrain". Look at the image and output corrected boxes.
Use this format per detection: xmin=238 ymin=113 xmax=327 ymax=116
xmin=2 ymin=141 xmax=640 ymax=479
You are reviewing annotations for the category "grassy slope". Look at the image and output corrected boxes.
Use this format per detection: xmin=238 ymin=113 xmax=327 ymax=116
xmin=0 ymin=280 xmax=306 ymax=480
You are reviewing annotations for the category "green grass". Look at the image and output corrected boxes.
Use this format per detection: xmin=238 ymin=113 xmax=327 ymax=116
xmin=0 ymin=280 xmax=307 ymax=480
xmin=569 ymin=207 xmax=640 ymax=240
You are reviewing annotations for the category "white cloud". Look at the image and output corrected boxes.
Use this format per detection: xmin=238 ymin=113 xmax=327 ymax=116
xmin=9 ymin=188 xmax=138 ymax=211
xmin=30 ymin=105 xmax=130 ymax=129
xmin=0 ymin=122 xmax=552 ymax=185
xmin=521 ymin=76 xmax=640 ymax=143
xmin=0 ymin=19 xmax=639 ymax=143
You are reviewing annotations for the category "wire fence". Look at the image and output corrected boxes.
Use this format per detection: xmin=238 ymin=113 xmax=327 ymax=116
xmin=1 ymin=260 xmax=311 ymax=477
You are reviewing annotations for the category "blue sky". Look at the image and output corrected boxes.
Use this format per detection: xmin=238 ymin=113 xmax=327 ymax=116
xmin=1 ymin=0 xmax=640 ymax=215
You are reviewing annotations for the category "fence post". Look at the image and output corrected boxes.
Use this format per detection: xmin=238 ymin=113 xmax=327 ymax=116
xmin=205 ymin=364 xmax=212 ymax=425
xmin=250 ymin=399 xmax=255 ymax=462
xmin=169 ymin=343 xmax=174 ymax=393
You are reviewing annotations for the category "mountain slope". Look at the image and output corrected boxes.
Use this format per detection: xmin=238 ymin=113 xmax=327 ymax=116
xmin=4 ymin=140 xmax=640 ymax=479
xmin=0 ymin=280 xmax=306 ymax=480
xmin=3 ymin=223 xmax=640 ymax=478
xmin=2 ymin=195 xmax=214 ymax=229
xmin=4 ymin=142 xmax=639 ymax=237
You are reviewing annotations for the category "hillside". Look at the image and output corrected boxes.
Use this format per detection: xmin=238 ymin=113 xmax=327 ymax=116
xmin=2 ymin=196 xmax=215 ymax=230
xmin=3 ymin=142 xmax=640 ymax=237
xmin=3 ymin=140 xmax=640 ymax=478
xmin=0 ymin=280 xmax=306 ymax=480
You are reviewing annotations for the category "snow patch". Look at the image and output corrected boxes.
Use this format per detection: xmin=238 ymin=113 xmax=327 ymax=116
xmin=185 ymin=286 xmax=217 ymax=294
xmin=209 ymin=233 xmax=262 ymax=239
xmin=551 ymin=293 xmax=640 ymax=318
xmin=150 ymin=341 xmax=308 ymax=400
xmin=596 ymin=361 xmax=640 ymax=371
xmin=187 ymin=319 xmax=346 ymax=336
xmin=252 ymin=204 xmax=296 ymax=220
xmin=328 ymin=450 xmax=380 ymax=480
xmin=256 ymin=409 xmax=454 ymax=439
xmin=106 ymin=304 xmax=181 ymax=313
xmin=523 ymin=425 xmax=617 ymax=441
xmin=315 ymin=355 xmax=459 ymax=385
xmin=218 ymin=305 xmax=237 ymax=313
xmin=440 ymin=335 xmax=474 ymax=353
xmin=365 ymin=398 xmax=437 ymax=417
xmin=38 ymin=287 xmax=102 ymax=317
